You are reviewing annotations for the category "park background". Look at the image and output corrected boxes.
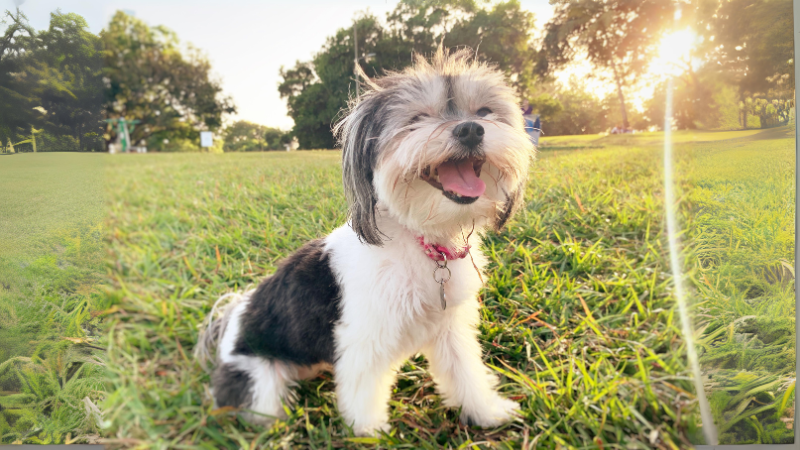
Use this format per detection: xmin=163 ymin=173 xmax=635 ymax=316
xmin=0 ymin=0 xmax=796 ymax=447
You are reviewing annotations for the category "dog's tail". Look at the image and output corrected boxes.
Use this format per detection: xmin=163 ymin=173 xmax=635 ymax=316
xmin=195 ymin=289 xmax=254 ymax=372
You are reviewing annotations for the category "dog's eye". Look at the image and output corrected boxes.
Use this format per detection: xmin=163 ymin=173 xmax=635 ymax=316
xmin=476 ymin=107 xmax=492 ymax=117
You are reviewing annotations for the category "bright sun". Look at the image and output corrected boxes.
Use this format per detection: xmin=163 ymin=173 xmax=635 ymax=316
xmin=552 ymin=27 xmax=699 ymax=114
xmin=652 ymin=28 xmax=698 ymax=77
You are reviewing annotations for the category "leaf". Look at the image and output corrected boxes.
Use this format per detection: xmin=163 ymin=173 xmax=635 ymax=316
xmin=345 ymin=437 xmax=381 ymax=444
xmin=775 ymin=380 xmax=795 ymax=420
xmin=733 ymin=397 xmax=752 ymax=417
xmin=720 ymin=403 xmax=778 ymax=434
xmin=779 ymin=259 xmax=795 ymax=279
xmin=209 ymin=406 xmax=238 ymax=416
xmin=61 ymin=337 xmax=94 ymax=344
xmin=729 ymin=378 xmax=781 ymax=406
xmin=91 ymin=305 xmax=121 ymax=317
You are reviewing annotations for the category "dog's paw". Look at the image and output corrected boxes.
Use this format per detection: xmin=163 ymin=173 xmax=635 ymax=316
xmin=460 ymin=394 xmax=519 ymax=428
xmin=353 ymin=421 xmax=390 ymax=437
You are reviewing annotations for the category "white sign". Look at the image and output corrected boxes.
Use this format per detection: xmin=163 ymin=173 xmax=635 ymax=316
xmin=200 ymin=131 xmax=213 ymax=148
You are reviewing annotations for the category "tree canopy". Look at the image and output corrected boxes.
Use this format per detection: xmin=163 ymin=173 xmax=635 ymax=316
xmin=223 ymin=120 xmax=292 ymax=152
xmin=536 ymin=0 xmax=794 ymax=133
xmin=102 ymin=11 xmax=236 ymax=150
xmin=0 ymin=9 xmax=105 ymax=151
xmin=690 ymin=0 xmax=794 ymax=128
xmin=2 ymin=0 xmax=795 ymax=153
xmin=279 ymin=0 xmax=539 ymax=149
xmin=538 ymin=0 xmax=674 ymax=128
xmin=694 ymin=0 xmax=794 ymax=96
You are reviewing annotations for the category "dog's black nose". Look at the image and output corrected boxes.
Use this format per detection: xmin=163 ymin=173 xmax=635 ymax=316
xmin=453 ymin=121 xmax=484 ymax=148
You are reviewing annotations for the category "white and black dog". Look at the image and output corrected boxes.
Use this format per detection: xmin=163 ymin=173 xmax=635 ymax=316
xmin=196 ymin=48 xmax=534 ymax=436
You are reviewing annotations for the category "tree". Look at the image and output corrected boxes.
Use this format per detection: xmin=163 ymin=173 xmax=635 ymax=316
xmin=102 ymin=11 xmax=235 ymax=150
xmin=444 ymin=0 xmax=538 ymax=97
xmin=539 ymin=0 xmax=674 ymax=128
xmin=531 ymin=78 xmax=610 ymax=135
xmin=0 ymin=9 xmax=105 ymax=151
xmin=263 ymin=127 xmax=293 ymax=150
xmin=34 ymin=11 xmax=105 ymax=151
xmin=279 ymin=14 xmax=386 ymax=149
xmin=645 ymin=64 xmax=742 ymax=131
xmin=694 ymin=0 xmax=793 ymax=96
xmin=528 ymin=93 xmax=563 ymax=126
xmin=639 ymin=0 xmax=796 ymax=131
xmin=223 ymin=121 xmax=267 ymax=152
xmin=0 ymin=9 xmax=38 ymax=145
xmin=279 ymin=0 xmax=539 ymax=149
xmin=0 ymin=8 xmax=33 ymax=64
xmin=383 ymin=0 xmax=478 ymax=70
xmin=223 ymin=120 xmax=290 ymax=152
xmin=690 ymin=0 xmax=794 ymax=128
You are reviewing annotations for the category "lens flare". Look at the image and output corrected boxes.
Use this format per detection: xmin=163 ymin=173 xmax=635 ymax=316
xmin=653 ymin=29 xmax=697 ymax=77
xmin=662 ymin=78 xmax=718 ymax=445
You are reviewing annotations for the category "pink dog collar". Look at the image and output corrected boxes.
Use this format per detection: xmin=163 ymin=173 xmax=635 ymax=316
xmin=417 ymin=236 xmax=471 ymax=262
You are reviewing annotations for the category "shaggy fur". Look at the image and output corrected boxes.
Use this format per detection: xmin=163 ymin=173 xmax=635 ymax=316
xmin=196 ymin=48 xmax=534 ymax=436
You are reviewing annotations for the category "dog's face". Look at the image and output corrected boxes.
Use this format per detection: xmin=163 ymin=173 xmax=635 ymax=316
xmin=336 ymin=49 xmax=534 ymax=245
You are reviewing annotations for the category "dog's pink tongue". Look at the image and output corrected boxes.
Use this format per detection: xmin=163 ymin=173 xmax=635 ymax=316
xmin=437 ymin=159 xmax=486 ymax=197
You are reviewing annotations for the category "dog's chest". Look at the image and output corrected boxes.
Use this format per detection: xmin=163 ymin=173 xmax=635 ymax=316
xmin=377 ymin=253 xmax=481 ymax=335
xmin=327 ymin=226 xmax=486 ymax=351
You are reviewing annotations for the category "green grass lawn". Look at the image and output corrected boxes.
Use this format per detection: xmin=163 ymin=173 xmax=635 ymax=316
xmin=540 ymin=125 xmax=797 ymax=444
xmin=4 ymin=125 xmax=791 ymax=447
xmin=676 ymin=131 xmax=796 ymax=444
xmin=539 ymin=128 xmax=770 ymax=149
xmin=0 ymin=153 xmax=109 ymax=444
xmin=100 ymin=148 xmax=704 ymax=449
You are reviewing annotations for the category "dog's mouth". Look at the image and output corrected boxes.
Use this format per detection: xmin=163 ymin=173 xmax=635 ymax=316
xmin=420 ymin=157 xmax=486 ymax=205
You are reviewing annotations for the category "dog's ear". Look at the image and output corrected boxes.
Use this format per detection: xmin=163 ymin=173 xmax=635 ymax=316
xmin=494 ymin=186 xmax=524 ymax=232
xmin=334 ymin=90 xmax=389 ymax=246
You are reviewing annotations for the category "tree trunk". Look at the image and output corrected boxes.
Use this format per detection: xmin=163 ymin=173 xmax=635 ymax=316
xmin=610 ymin=58 xmax=629 ymax=129
xmin=741 ymin=93 xmax=748 ymax=129
xmin=743 ymin=106 xmax=748 ymax=129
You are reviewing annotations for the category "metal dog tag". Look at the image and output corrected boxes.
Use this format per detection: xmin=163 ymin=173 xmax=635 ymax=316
xmin=432 ymin=252 xmax=450 ymax=311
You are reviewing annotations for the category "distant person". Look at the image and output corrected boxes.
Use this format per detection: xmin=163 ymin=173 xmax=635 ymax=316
xmin=530 ymin=116 xmax=541 ymax=147
xmin=520 ymin=100 xmax=539 ymax=145
xmin=523 ymin=116 xmax=536 ymax=134
xmin=521 ymin=99 xmax=533 ymax=116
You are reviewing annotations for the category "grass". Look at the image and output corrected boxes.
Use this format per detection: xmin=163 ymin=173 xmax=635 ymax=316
xmin=99 ymin=148 xmax=703 ymax=449
xmin=5 ymin=124 xmax=787 ymax=447
xmin=675 ymin=130 xmax=796 ymax=444
xmin=0 ymin=153 xmax=109 ymax=444
xmin=543 ymin=125 xmax=797 ymax=444
xmin=539 ymin=128 xmax=769 ymax=149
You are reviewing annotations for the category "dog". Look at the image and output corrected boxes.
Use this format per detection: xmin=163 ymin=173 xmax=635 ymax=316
xmin=196 ymin=48 xmax=534 ymax=436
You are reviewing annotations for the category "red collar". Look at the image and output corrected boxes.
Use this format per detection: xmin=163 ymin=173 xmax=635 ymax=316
xmin=417 ymin=236 xmax=471 ymax=262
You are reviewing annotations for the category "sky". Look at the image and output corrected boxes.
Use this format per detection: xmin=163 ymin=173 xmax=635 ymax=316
xmin=8 ymin=0 xmax=556 ymax=130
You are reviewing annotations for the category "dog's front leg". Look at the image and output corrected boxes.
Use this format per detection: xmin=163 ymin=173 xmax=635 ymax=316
xmin=334 ymin=342 xmax=396 ymax=436
xmin=424 ymin=306 xmax=519 ymax=427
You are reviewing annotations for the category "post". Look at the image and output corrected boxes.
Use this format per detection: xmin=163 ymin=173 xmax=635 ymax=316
xmin=354 ymin=21 xmax=359 ymax=102
xmin=122 ymin=119 xmax=131 ymax=153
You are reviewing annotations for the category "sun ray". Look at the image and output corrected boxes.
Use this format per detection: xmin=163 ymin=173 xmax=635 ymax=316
xmin=651 ymin=28 xmax=698 ymax=77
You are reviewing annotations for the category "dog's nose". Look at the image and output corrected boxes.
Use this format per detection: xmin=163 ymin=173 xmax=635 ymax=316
xmin=453 ymin=121 xmax=484 ymax=148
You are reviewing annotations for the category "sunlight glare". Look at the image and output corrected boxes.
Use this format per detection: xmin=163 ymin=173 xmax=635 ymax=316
xmin=652 ymin=28 xmax=697 ymax=77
